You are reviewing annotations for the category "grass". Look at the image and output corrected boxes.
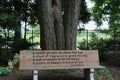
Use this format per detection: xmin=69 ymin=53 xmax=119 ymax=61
xmin=95 ymin=68 xmax=114 ymax=80
xmin=42 ymin=69 xmax=70 ymax=75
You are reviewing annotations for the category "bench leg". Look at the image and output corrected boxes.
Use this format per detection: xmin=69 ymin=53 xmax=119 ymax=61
xmin=84 ymin=69 xmax=90 ymax=80
xmin=84 ymin=69 xmax=95 ymax=80
xmin=33 ymin=70 xmax=38 ymax=80
xmin=90 ymin=69 xmax=95 ymax=80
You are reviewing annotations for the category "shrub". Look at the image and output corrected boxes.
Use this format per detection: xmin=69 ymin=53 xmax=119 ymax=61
xmin=7 ymin=53 xmax=20 ymax=70
xmin=11 ymin=38 xmax=33 ymax=53
xmin=0 ymin=67 xmax=10 ymax=76
xmin=77 ymin=37 xmax=110 ymax=61
xmin=95 ymin=68 xmax=114 ymax=80
xmin=98 ymin=47 xmax=109 ymax=61
xmin=77 ymin=40 xmax=87 ymax=50
xmin=0 ymin=54 xmax=20 ymax=76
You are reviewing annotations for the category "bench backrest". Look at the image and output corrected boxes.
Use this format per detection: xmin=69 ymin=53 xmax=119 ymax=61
xmin=20 ymin=50 xmax=102 ymax=70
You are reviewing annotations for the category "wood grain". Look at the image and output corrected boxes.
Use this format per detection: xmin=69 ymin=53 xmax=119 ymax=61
xmin=20 ymin=50 xmax=102 ymax=70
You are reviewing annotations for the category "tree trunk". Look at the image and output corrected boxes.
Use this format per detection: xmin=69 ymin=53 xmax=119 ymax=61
xmin=53 ymin=0 xmax=65 ymax=50
xmin=37 ymin=0 xmax=56 ymax=50
xmin=15 ymin=25 xmax=21 ymax=40
xmin=36 ymin=0 xmax=81 ymax=50
xmin=64 ymin=0 xmax=81 ymax=50
xmin=24 ymin=21 xmax=27 ymax=40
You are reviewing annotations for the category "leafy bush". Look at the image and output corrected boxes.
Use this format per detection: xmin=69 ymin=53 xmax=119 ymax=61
xmin=12 ymin=53 xmax=20 ymax=65
xmin=95 ymin=68 xmax=114 ymax=80
xmin=12 ymin=39 xmax=33 ymax=52
xmin=7 ymin=53 xmax=20 ymax=70
xmin=77 ymin=40 xmax=87 ymax=50
xmin=0 ymin=54 xmax=20 ymax=76
xmin=77 ymin=36 xmax=110 ymax=61
xmin=0 ymin=67 xmax=10 ymax=76
xmin=98 ymin=46 xmax=109 ymax=61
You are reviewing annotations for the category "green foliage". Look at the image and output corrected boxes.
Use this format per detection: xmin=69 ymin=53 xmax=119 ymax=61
xmin=0 ymin=53 xmax=20 ymax=76
xmin=77 ymin=39 xmax=87 ymax=50
xmin=7 ymin=53 xmax=20 ymax=70
xmin=91 ymin=0 xmax=120 ymax=29
xmin=95 ymin=68 xmax=114 ymax=80
xmin=6 ymin=54 xmax=19 ymax=72
xmin=89 ymin=38 xmax=109 ymax=61
xmin=0 ymin=0 xmax=38 ymax=52
xmin=0 ymin=67 xmax=10 ymax=76
xmin=7 ymin=60 xmax=14 ymax=70
xmin=12 ymin=39 xmax=33 ymax=52
xmin=12 ymin=53 xmax=20 ymax=65
xmin=97 ymin=45 xmax=109 ymax=61
xmin=42 ymin=69 xmax=70 ymax=75
xmin=0 ymin=35 xmax=5 ymax=49
xmin=77 ymin=32 xmax=110 ymax=61
xmin=79 ymin=0 xmax=91 ymax=23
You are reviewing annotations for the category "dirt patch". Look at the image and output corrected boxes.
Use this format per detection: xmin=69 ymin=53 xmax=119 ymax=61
xmin=108 ymin=67 xmax=120 ymax=80
xmin=19 ymin=74 xmax=84 ymax=80
xmin=0 ymin=69 xmax=84 ymax=80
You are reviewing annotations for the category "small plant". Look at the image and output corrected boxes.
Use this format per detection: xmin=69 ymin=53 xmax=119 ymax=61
xmin=7 ymin=60 xmax=14 ymax=70
xmin=7 ymin=53 xmax=20 ymax=71
xmin=95 ymin=68 xmax=114 ymax=80
xmin=77 ymin=35 xmax=110 ymax=61
xmin=12 ymin=53 xmax=20 ymax=65
xmin=0 ymin=67 xmax=10 ymax=76
xmin=0 ymin=53 xmax=20 ymax=76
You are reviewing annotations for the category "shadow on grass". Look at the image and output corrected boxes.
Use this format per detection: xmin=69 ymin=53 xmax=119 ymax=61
xmin=19 ymin=74 xmax=84 ymax=80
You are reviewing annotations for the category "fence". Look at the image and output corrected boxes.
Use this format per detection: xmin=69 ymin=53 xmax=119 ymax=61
xmin=0 ymin=29 xmax=120 ymax=62
xmin=0 ymin=29 xmax=120 ymax=51
xmin=77 ymin=29 xmax=120 ymax=51
xmin=0 ymin=29 xmax=40 ymax=61
xmin=0 ymin=29 xmax=40 ymax=49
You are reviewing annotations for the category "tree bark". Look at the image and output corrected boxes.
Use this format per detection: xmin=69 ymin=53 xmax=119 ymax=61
xmin=36 ymin=0 xmax=81 ymax=50
xmin=14 ymin=24 xmax=21 ymax=40
xmin=24 ymin=21 xmax=27 ymax=40
xmin=53 ymin=0 xmax=65 ymax=50
xmin=37 ymin=0 xmax=56 ymax=50
xmin=64 ymin=0 xmax=81 ymax=50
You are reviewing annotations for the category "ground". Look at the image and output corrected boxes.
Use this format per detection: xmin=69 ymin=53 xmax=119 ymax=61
xmin=0 ymin=65 xmax=120 ymax=80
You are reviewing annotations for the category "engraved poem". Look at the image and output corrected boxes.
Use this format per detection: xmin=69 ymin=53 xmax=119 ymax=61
xmin=20 ymin=50 xmax=100 ymax=70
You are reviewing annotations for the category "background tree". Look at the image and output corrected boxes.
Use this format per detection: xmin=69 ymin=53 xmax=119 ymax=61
xmin=91 ymin=0 xmax=120 ymax=29
xmin=0 ymin=0 xmax=90 ymax=52
xmin=91 ymin=0 xmax=120 ymax=51
xmin=0 ymin=0 xmax=37 ymax=52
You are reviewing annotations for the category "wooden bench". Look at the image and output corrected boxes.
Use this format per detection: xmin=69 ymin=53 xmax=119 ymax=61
xmin=20 ymin=50 xmax=103 ymax=80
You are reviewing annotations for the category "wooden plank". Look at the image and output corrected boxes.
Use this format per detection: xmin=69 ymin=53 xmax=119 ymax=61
xmin=20 ymin=50 xmax=102 ymax=70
